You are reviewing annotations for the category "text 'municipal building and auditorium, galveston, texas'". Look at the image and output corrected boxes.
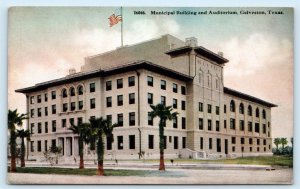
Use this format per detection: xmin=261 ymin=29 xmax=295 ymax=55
xmin=16 ymin=34 xmax=277 ymax=161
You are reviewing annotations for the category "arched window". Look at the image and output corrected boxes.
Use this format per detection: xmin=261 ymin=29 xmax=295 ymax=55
xmin=256 ymin=108 xmax=260 ymax=118
xmin=239 ymin=103 xmax=244 ymax=114
xmin=230 ymin=100 xmax=235 ymax=112
xmin=78 ymin=85 xmax=83 ymax=95
xmin=248 ymin=105 xmax=252 ymax=116
xmin=62 ymin=88 xmax=67 ymax=98
xmin=262 ymin=109 xmax=266 ymax=119
xmin=70 ymin=87 xmax=75 ymax=96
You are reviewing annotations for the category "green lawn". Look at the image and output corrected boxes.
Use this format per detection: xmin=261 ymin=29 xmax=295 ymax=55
xmin=15 ymin=167 xmax=185 ymax=177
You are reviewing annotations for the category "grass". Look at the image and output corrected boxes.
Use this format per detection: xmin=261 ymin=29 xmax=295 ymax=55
xmin=15 ymin=167 xmax=185 ymax=177
xmin=143 ymin=155 xmax=293 ymax=168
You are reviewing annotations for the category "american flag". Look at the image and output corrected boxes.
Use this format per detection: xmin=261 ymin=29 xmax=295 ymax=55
xmin=108 ymin=14 xmax=122 ymax=27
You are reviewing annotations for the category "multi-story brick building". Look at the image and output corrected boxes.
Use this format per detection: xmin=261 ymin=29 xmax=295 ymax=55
xmin=16 ymin=34 xmax=276 ymax=161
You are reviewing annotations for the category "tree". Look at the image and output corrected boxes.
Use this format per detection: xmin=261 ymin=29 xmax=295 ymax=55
xmin=149 ymin=104 xmax=178 ymax=171
xmin=89 ymin=117 xmax=116 ymax=176
xmin=69 ymin=122 xmax=91 ymax=169
xmin=8 ymin=109 xmax=27 ymax=172
xmin=16 ymin=129 xmax=31 ymax=167
xmin=50 ymin=145 xmax=63 ymax=165
xmin=274 ymin=138 xmax=281 ymax=151
xmin=280 ymin=138 xmax=288 ymax=149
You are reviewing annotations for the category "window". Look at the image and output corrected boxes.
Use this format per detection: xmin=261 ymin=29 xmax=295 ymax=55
xmin=45 ymin=122 xmax=48 ymax=133
xmin=182 ymin=117 xmax=186 ymax=129
xmin=44 ymin=107 xmax=48 ymax=116
xmin=78 ymin=117 xmax=83 ymax=125
xmin=63 ymin=103 xmax=68 ymax=112
xmin=248 ymin=121 xmax=252 ymax=132
xmin=117 ymin=136 xmax=123 ymax=150
xmin=209 ymin=138 xmax=213 ymax=149
xmin=248 ymin=105 xmax=252 ymax=116
xmin=161 ymin=96 xmax=166 ymax=106
xmin=200 ymin=137 xmax=204 ymax=150
xmin=70 ymin=102 xmax=76 ymax=111
xmin=37 ymin=95 xmax=41 ymax=103
xmin=148 ymin=112 xmax=153 ymax=125
xmin=38 ymin=123 xmax=42 ymax=133
xmin=208 ymin=119 xmax=212 ymax=131
xmin=30 ymin=96 xmax=34 ymax=104
xmin=173 ymin=117 xmax=178 ymax=128
xmin=216 ymin=79 xmax=219 ymax=89
xmin=164 ymin=136 xmax=167 ymax=149
xmin=174 ymin=136 xmax=178 ymax=149
xmin=169 ymin=136 xmax=172 ymax=143
xmin=224 ymin=104 xmax=227 ymax=113
xmin=256 ymin=108 xmax=260 ymax=117
xmin=181 ymin=86 xmax=186 ymax=95
xmin=106 ymin=136 xmax=112 ymax=150
xmin=263 ymin=124 xmax=266 ymax=134
xmin=44 ymin=93 xmax=48 ymax=102
xmin=37 ymin=141 xmax=41 ymax=152
xmin=241 ymin=138 xmax=245 ymax=144
xmin=90 ymin=98 xmax=96 ymax=109
xmin=199 ymin=118 xmax=203 ymax=130
xmin=129 ymin=135 xmax=135 ymax=149
xmin=255 ymin=123 xmax=260 ymax=133
xmin=181 ymin=101 xmax=186 ymax=110
xmin=224 ymin=120 xmax=227 ymax=129
xmin=148 ymin=93 xmax=153 ymax=104
xmin=62 ymin=119 xmax=67 ymax=128
xmin=30 ymin=123 xmax=34 ymax=134
xmin=78 ymin=85 xmax=83 ymax=95
xmin=173 ymin=99 xmax=177 ymax=109
xmin=117 ymin=95 xmax=123 ymax=106
xmin=216 ymin=121 xmax=220 ymax=131
xmin=216 ymin=106 xmax=220 ymax=115
xmin=230 ymin=118 xmax=235 ymax=129
xmin=70 ymin=87 xmax=75 ymax=96
xmin=257 ymin=139 xmax=260 ymax=145
xmin=90 ymin=83 xmax=95 ymax=93
xmin=117 ymin=114 xmax=123 ymax=126
xmin=106 ymin=97 xmax=112 ymax=107
xmin=117 ymin=79 xmax=123 ymax=89
xmin=106 ymin=115 xmax=112 ymax=124
xmin=30 ymin=141 xmax=34 ymax=152
xmin=44 ymin=140 xmax=48 ymax=151
xmin=257 ymin=147 xmax=260 ymax=152
xmin=173 ymin=83 xmax=178 ymax=93
xmin=128 ymin=76 xmax=135 ymax=87
xmin=230 ymin=100 xmax=235 ymax=112
xmin=262 ymin=109 xmax=266 ymax=119
xmin=30 ymin=109 xmax=34 ymax=118
xmin=199 ymin=102 xmax=203 ymax=112
xmin=231 ymin=137 xmax=236 ymax=144
xmin=232 ymin=146 xmax=235 ymax=152
xmin=239 ymin=120 xmax=244 ymax=131
xmin=263 ymin=139 xmax=266 ymax=145
xmin=148 ymin=135 xmax=154 ymax=149
xmin=51 ymin=139 xmax=56 ymax=148
xmin=69 ymin=118 xmax=75 ymax=126
xmin=217 ymin=138 xmax=221 ymax=152
xmin=62 ymin=88 xmax=68 ymax=98
xmin=161 ymin=80 xmax=166 ymax=90
xmin=249 ymin=138 xmax=253 ymax=145
xmin=106 ymin=81 xmax=112 ymax=91
xmin=182 ymin=137 xmax=186 ymax=148
xmin=52 ymin=105 xmax=56 ymax=114
xmin=129 ymin=112 xmax=135 ymax=126
xmin=38 ymin=108 xmax=41 ymax=117
xmin=147 ymin=76 xmax=153 ymax=86
xmin=207 ymin=104 xmax=212 ymax=113
xmin=52 ymin=120 xmax=56 ymax=132
xmin=129 ymin=93 xmax=135 ymax=104
xmin=51 ymin=91 xmax=56 ymax=100
xmin=78 ymin=101 xmax=83 ymax=110
xmin=239 ymin=103 xmax=244 ymax=114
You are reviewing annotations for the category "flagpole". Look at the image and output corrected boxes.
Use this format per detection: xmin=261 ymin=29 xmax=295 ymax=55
xmin=121 ymin=6 xmax=123 ymax=47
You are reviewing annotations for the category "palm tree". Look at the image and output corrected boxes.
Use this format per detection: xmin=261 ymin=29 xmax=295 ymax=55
xmin=274 ymin=138 xmax=281 ymax=151
xmin=8 ymin=109 xmax=27 ymax=172
xmin=68 ymin=122 xmax=91 ymax=169
xmin=16 ymin=129 xmax=31 ymax=167
xmin=89 ymin=117 xmax=116 ymax=176
xmin=280 ymin=138 xmax=288 ymax=149
xmin=149 ymin=104 xmax=178 ymax=171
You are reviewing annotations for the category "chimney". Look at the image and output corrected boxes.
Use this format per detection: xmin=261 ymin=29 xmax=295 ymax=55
xmin=69 ymin=68 xmax=76 ymax=75
xmin=185 ymin=37 xmax=198 ymax=47
xmin=217 ymin=51 xmax=224 ymax=57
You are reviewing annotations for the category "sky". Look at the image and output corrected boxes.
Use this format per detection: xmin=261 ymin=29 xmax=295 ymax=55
xmin=8 ymin=7 xmax=294 ymax=138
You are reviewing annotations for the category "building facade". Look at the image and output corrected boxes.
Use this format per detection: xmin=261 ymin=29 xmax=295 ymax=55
xmin=16 ymin=34 xmax=276 ymax=161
